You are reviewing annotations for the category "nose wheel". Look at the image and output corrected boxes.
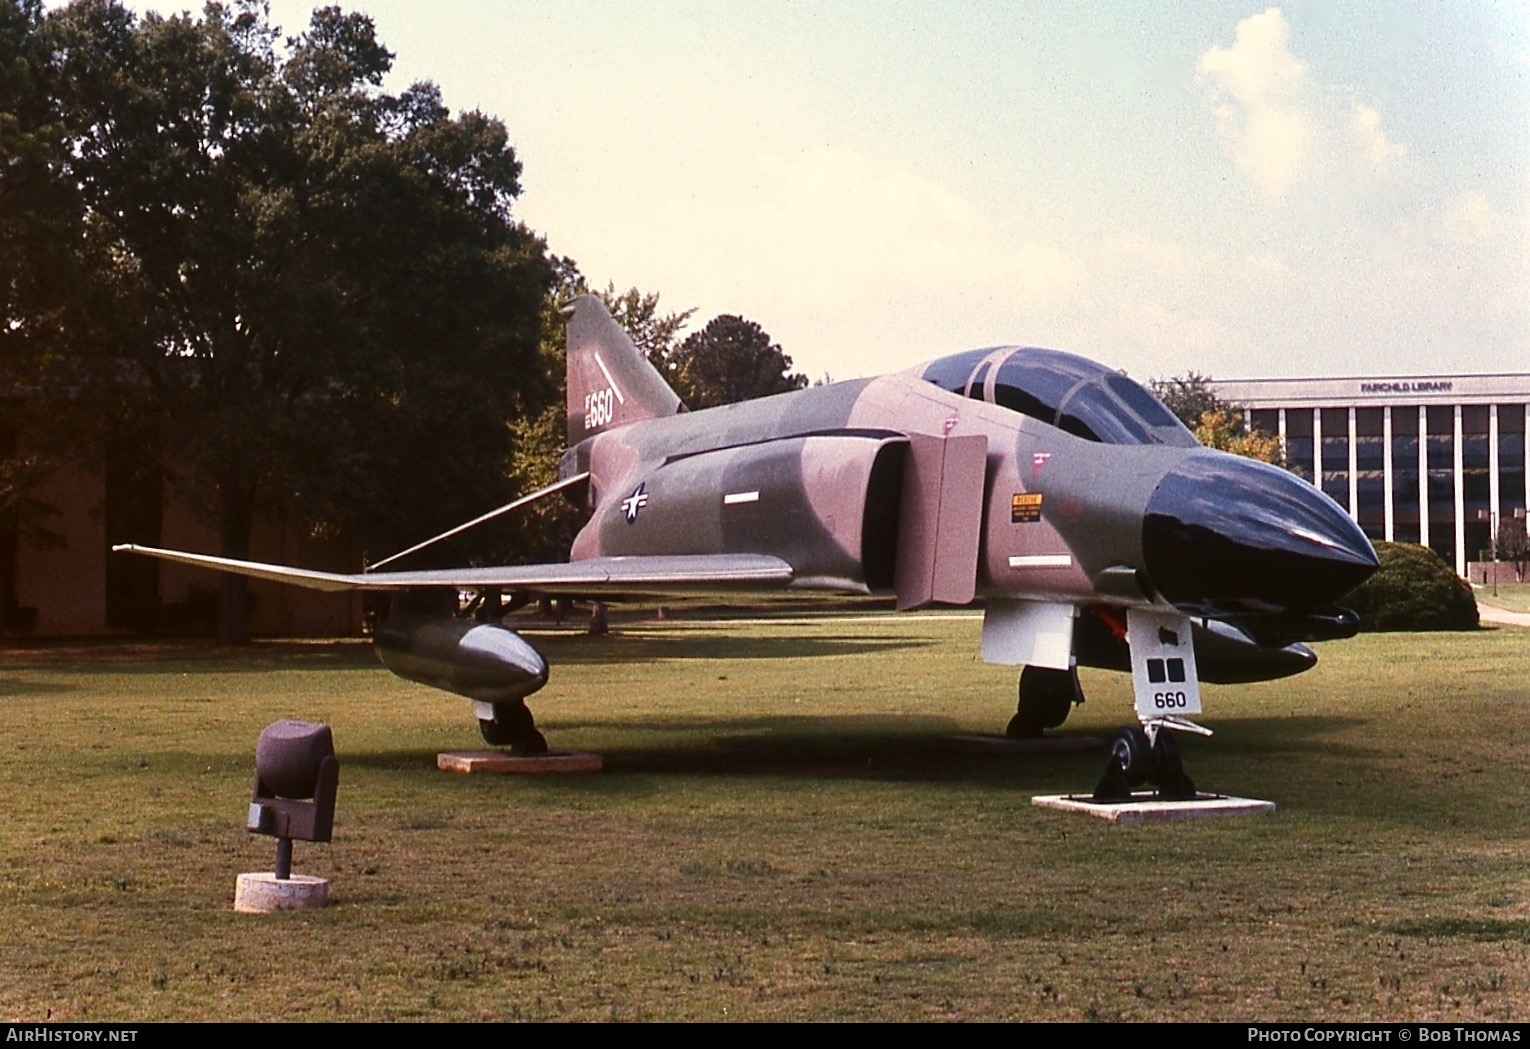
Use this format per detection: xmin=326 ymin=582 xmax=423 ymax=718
xmin=1092 ymin=722 xmax=1198 ymax=802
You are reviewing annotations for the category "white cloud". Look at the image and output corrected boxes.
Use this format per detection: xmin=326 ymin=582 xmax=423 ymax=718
xmin=1100 ymin=235 xmax=1196 ymax=281
xmin=750 ymin=149 xmax=1081 ymax=302
xmin=1438 ymin=190 xmax=1496 ymax=243
xmin=1242 ymin=253 xmax=1289 ymax=278
xmin=1198 ymin=8 xmax=1313 ymax=199
xmin=1199 ymin=8 xmax=1403 ymax=202
xmin=1350 ymin=103 xmax=1403 ymax=174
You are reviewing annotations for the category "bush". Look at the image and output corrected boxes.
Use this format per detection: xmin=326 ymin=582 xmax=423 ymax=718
xmin=1342 ymin=542 xmax=1478 ymax=631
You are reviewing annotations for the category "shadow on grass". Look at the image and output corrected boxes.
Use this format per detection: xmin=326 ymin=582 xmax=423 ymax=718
xmin=0 ymin=640 xmax=380 ymax=676
xmin=0 ymin=677 xmax=84 ymax=697
xmin=1177 ymin=714 xmax=1371 ymax=753
xmin=339 ymin=709 xmax=1523 ymax=831
xmin=346 ymin=714 xmax=1110 ymax=789
xmin=1389 ymin=917 xmax=1530 ymax=942
xmin=532 ymin=633 xmax=931 ymax=664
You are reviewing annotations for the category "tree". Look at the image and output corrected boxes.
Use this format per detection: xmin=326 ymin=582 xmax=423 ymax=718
xmin=596 ymin=283 xmax=693 ymax=384
xmin=2 ymin=1 xmax=555 ymax=640
xmin=1150 ymin=372 xmax=1226 ymax=429
xmin=1188 ymin=409 xmax=1282 ymax=465
xmin=1149 ymin=373 xmax=1281 ymax=466
xmin=669 ymin=315 xmax=807 ymax=410
xmin=1342 ymin=542 xmax=1478 ymax=631
xmin=1497 ymin=516 xmax=1529 ymax=582
xmin=0 ymin=0 xmax=116 ymax=561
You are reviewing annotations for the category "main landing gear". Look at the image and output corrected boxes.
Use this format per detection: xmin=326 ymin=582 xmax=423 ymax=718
xmin=1091 ymin=720 xmax=1200 ymax=802
xmin=447 ymin=698 xmax=601 ymax=775
xmin=1005 ymin=665 xmax=1084 ymax=738
xmin=477 ymin=700 xmax=549 ymax=755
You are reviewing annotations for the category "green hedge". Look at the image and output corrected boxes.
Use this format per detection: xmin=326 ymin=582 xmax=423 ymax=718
xmin=1342 ymin=542 xmax=1479 ymax=631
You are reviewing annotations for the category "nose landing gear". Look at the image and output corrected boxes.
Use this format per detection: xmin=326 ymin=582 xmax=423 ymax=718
xmin=1091 ymin=719 xmax=1202 ymax=802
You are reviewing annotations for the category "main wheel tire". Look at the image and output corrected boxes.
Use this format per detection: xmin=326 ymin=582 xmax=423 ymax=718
xmin=1108 ymin=725 xmax=1154 ymax=786
xmin=1005 ymin=665 xmax=1081 ymax=737
xmin=478 ymin=702 xmax=549 ymax=754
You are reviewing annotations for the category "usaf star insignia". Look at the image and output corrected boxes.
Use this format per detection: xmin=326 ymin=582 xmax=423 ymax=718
xmin=621 ymin=482 xmax=649 ymax=524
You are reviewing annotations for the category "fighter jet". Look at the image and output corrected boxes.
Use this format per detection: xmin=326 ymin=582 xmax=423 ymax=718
xmin=117 ymin=295 xmax=1378 ymax=797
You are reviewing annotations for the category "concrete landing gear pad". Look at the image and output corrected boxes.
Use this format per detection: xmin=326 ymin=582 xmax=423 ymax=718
xmin=948 ymin=734 xmax=1104 ymax=754
xmin=438 ymin=750 xmax=603 ymax=775
xmin=1031 ymin=792 xmax=1275 ymax=822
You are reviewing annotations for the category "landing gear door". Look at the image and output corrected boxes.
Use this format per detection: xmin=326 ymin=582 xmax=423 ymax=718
xmin=1125 ymin=609 xmax=1201 ymax=721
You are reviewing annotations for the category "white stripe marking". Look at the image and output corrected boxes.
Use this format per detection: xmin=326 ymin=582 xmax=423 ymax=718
xmin=592 ymin=352 xmax=625 ymax=404
xmin=1008 ymin=554 xmax=1073 ymax=568
xmin=723 ymin=491 xmax=760 ymax=505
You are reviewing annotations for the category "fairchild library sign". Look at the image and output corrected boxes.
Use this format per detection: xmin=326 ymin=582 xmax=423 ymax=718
xmin=1217 ymin=373 xmax=1516 ymax=409
xmin=1359 ymin=380 xmax=1454 ymax=395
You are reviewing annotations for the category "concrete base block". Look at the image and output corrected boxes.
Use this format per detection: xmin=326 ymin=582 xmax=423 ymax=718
xmin=1031 ymin=792 xmax=1276 ymax=822
xmin=437 ymin=750 xmax=603 ymax=775
xmin=948 ymin=734 xmax=1104 ymax=754
xmin=234 ymin=872 xmax=329 ymax=913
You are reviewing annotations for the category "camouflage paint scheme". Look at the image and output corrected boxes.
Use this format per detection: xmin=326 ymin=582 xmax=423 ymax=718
xmin=560 ymin=295 xmax=1373 ymax=630
xmin=117 ymin=294 xmax=1378 ymax=744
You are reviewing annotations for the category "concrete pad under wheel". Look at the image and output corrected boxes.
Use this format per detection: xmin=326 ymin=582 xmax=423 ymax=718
xmin=234 ymin=872 xmax=329 ymax=913
xmin=948 ymin=734 xmax=1104 ymax=754
xmin=1031 ymin=792 xmax=1276 ymax=822
xmin=437 ymin=750 xmax=603 ymax=775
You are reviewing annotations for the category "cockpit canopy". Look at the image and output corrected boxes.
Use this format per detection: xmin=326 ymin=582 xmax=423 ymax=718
xmin=921 ymin=347 xmax=1198 ymax=448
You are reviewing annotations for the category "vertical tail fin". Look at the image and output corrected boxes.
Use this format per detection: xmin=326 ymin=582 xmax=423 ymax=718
xmin=563 ymin=294 xmax=685 ymax=445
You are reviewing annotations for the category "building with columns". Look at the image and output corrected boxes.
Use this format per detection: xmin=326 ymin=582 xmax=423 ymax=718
xmin=1213 ymin=374 xmax=1530 ymax=577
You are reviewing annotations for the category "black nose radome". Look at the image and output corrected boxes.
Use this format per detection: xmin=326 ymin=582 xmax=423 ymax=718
xmin=1142 ymin=454 xmax=1378 ymax=617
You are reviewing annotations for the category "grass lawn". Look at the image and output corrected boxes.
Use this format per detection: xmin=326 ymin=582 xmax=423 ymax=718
xmin=1475 ymin=581 xmax=1530 ymax=615
xmin=0 ymin=616 xmax=1525 ymax=1021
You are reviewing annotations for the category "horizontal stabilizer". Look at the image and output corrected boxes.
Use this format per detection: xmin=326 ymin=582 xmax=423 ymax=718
xmin=113 ymin=545 xmax=795 ymax=598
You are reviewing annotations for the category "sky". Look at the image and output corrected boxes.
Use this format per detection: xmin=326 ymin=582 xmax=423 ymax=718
xmin=142 ymin=1 xmax=1529 ymax=383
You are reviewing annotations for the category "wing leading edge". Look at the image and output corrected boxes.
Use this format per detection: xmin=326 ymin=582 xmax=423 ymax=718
xmin=112 ymin=545 xmax=795 ymax=598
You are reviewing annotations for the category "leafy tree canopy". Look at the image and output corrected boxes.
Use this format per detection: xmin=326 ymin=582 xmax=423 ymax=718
xmin=669 ymin=314 xmax=807 ymax=411
xmin=1496 ymin=516 xmax=1528 ymax=581
xmin=1150 ymin=372 xmax=1281 ymax=465
xmin=597 ymin=283 xmax=694 ymax=379
xmin=1189 ymin=408 xmax=1282 ymax=465
xmin=0 ymin=0 xmax=556 ymax=639
xmin=1342 ymin=542 xmax=1479 ymax=632
xmin=1150 ymin=372 xmax=1226 ymax=429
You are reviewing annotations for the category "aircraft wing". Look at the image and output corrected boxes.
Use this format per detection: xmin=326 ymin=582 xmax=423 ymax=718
xmin=112 ymin=544 xmax=795 ymax=598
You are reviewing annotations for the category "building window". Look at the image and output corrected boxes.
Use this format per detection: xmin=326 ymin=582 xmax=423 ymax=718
xmin=1500 ymin=405 xmax=1527 ymax=519
xmin=1462 ymin=405 xmax=1492 ymax=561
xmin=1285 ymin=409 xmax=1313 ymax=482
xmin=1320 ymin=407 xmax=1349 ymax=508
xmin=1355 ymin=407 xmax=1385 ymax=539
xmin=1425 ymin=405 xmax=1455 ymax=564
xmin=1390 ymin=406 xmax=1420 ymax=543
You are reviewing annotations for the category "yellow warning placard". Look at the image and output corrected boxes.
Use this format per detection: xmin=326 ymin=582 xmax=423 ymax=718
xmin=1011 ymin=492 xmax=1043 ymax=523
